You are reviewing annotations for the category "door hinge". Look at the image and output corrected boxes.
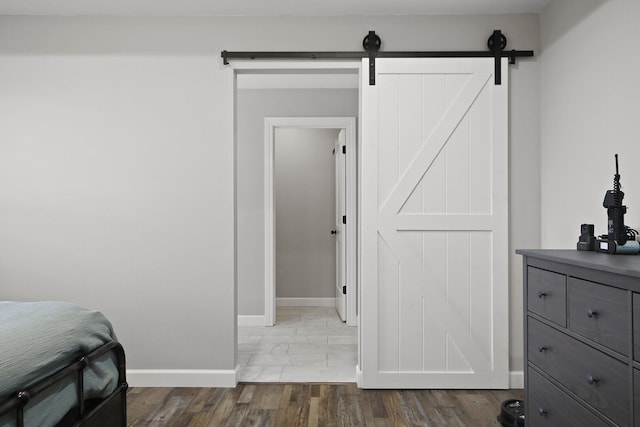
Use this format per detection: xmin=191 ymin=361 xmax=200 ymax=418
xmin=342 ymin=285 xmax=347 ymax=295
xmin=342 ymin=215 xmax=346 ymax=224
xmin=342 ymin=145 xmax=346 ymax=154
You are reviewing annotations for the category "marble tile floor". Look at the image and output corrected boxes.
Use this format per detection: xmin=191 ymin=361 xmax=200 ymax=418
xmin=237 ymin=306 xmax=357 ymax=382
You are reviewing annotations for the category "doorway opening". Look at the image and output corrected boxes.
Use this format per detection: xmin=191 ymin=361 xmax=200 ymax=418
xmin=237 ymin=119 xmax=356 ymax=382
xmin=265 ymin=117 xmax=357 ymax=328
xmin=234 ymin=64 xmax=361 ymax=383
xmin=273 ymin=127 xmax=343 ymax=316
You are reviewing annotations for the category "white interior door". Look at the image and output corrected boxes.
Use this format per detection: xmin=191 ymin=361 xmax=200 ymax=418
xmin=335 ymin=130 xmax=347 ymax=321
xmin=360 ymin=58 xmax=509 ymax=389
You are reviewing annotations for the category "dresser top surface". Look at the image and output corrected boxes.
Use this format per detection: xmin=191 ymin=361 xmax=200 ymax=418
xmin=516 ymin=249 xmax=640 ymax=279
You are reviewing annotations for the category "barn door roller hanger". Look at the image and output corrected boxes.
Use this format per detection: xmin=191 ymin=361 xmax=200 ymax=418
xmin=221 ymin=29 xmax=533 ymax=85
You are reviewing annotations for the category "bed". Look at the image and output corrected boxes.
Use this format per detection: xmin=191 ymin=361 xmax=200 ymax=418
xmin=0 ymin=301 xmax=127 ymax=427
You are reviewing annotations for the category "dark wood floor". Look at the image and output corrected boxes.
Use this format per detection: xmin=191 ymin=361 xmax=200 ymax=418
xmin=127 ymin=384 xmax=523 ymax=427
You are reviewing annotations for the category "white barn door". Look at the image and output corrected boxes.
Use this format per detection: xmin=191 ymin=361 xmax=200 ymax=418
xmin=360 ymin=58 xmax=509 ymax=389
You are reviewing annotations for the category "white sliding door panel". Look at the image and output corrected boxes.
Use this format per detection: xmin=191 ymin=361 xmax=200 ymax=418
xmin=360 ymin=58 xmax=509 ymax=389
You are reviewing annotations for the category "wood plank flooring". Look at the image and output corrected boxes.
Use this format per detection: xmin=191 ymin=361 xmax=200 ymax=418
xmin=127 ymin=384 xmax=523 ymax=427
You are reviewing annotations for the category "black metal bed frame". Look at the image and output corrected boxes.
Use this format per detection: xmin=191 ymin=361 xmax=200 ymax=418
xmin=0 ymin=341 xmax=128 ymax=427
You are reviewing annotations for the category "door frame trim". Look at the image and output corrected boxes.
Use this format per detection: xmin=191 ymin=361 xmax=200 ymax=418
xmin=264 ymin=116 xmax=357 ymax=327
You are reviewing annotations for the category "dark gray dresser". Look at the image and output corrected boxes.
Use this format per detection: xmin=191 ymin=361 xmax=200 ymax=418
xmin=517 ymin=249 xmax=640 ymax=426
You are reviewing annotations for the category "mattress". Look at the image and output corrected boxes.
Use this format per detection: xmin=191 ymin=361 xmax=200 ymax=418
xmin=0 ymin=301 xmax=120 ymax=427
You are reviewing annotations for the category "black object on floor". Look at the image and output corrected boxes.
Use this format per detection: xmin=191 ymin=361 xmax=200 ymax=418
xmin=497 ymin=399 xmax=525 ymax=427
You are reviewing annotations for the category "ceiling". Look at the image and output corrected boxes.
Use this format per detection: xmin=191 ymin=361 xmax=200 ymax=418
xmin=0 ymin=0 xmax=551 ymax=16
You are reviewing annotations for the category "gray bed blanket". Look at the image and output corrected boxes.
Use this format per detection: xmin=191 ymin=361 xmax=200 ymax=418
xmin=0 ymin=301 xmax=119 ymax=426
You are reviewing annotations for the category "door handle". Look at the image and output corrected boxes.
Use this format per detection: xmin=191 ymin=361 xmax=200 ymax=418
xmin=331 ymin=230 xmax=337 ymax=235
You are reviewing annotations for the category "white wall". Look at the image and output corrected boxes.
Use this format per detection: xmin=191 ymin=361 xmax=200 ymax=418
xmin=0 ymin=53 xmax=235 ymax=373
xmin=275 ymin=128 xmax=338 ymax=299
xmin=0 ymin=14 xmax=539 ymax=380
xmin=540 ymin=0 xmax=640 ymax=247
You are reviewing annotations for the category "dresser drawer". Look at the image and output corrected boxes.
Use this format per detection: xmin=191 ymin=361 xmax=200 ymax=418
xmin=528 ymin=368 xmax=611 ymax=427
xmin=528 ymin=266 xmax=566 ymax=326
xmin=633 ymin=294 xmax=640 ymax=362
xmin=528 ymin=317 xmax=629 ymax=425
xmin=568 ymin=277 xmax=629 ymax=355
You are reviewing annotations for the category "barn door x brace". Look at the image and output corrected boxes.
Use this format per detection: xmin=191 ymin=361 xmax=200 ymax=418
xmin=221 ymin=29 xmax=534 ymax=85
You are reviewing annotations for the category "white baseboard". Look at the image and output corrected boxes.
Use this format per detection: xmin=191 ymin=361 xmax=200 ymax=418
xmin=127 ymin=368 xmax=238 ymax=388
xmin=276 ymin=297 xmax=336 ymax=307
xmin=238 ymin=315 xmax=266 ymax=327
xmin=509 ymin=370 xmax=524 ymax=389
xmin=126 ymin=367 xmax=522 ymax=389
xmin=353 ymin=367 xmax=521 ymax=389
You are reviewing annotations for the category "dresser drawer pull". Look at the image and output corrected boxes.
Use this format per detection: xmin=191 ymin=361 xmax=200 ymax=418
xmin=587 ymin=375 xmax=599 ymax=385
xmin=538 ymin=408 xmax=547 ymax=417
xmin=586 ymin=309 xmax=599 ymax=318
xmin=538 ymin=291 xmax=547 ymax=298
xmin=538 ymin=346 xmax=548 ymax=352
